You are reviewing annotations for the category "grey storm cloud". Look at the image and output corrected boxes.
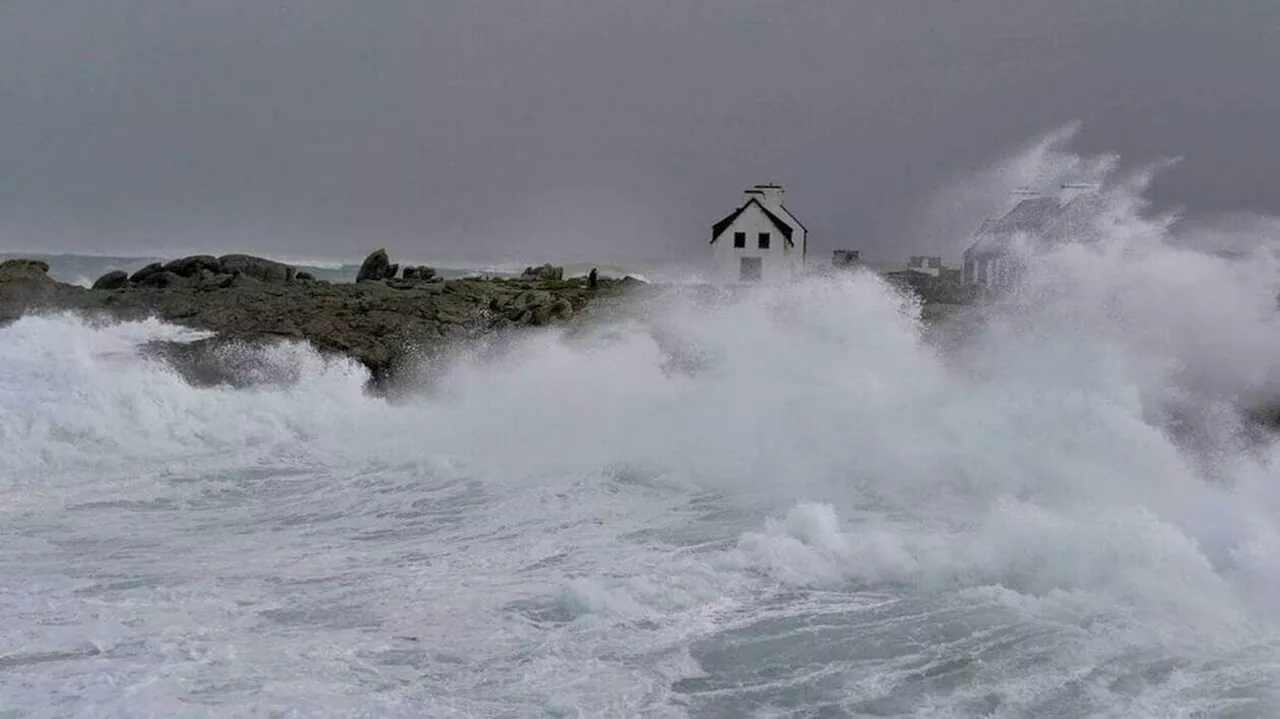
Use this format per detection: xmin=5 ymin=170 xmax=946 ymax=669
xmin=1 ymin=0 xmax=1278 ymax=264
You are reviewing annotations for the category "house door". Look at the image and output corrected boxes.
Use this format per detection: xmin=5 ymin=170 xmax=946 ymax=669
xmin=739 ymin=257 xmax=762 ymax=282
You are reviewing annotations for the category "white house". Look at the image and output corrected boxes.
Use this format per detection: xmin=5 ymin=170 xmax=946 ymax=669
xmin=709 ymin=184 xmax=808 ymax=283
xmin=962 ymin=184 xmax=1097 ymax=289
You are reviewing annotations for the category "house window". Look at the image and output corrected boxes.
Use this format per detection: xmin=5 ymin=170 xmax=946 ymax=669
xmin=758 ymin=232 xmax=771 ymax=249
xmin=740 ymin=257 xmax=762 ymax=282
xmin=733 ymin=232 xmax=746 ymax=248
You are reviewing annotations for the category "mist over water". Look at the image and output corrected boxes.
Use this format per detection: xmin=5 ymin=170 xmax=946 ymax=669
xmin=4 ymin=139 xmax=1280 ymax=717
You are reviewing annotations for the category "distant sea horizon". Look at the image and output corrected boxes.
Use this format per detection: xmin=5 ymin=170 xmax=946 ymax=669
xmin=0 ymin=250 xmax=704 ymax=286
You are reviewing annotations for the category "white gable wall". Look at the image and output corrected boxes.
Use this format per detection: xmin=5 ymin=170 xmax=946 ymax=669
xmin=711 ymin=203 xmax=804 ymax=283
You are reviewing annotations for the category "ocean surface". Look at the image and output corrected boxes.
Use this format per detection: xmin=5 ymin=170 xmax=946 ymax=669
xmin=5 ymin=157 xmax=1280 ymax=717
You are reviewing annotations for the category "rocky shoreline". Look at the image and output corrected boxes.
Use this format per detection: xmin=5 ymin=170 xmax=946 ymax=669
xmin=0 ymin=252 xmax=644 ymax=392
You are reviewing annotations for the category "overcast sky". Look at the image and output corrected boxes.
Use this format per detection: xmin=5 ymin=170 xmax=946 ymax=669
xmin=1 ymin=0 xmax=1277 ymax=265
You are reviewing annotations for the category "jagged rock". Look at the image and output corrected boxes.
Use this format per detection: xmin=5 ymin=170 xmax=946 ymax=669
xmin=498 ymin=289 xmax=579 ymax=326
xmin=386 ymin=263 xmax=400 ymax=280
xmin=163 ymin=255 xmax=224 ymax=278
xmin=137 ymin=271 xmax=189 ymax=289
xmin=521 ymin=264 xmax=564 ymax=282
xmin=515 ymin=290 xmax=552 ymax=308
xmin=506 ymin=290 xmax=552 ymax=320
xmin=197 ymin=273 xmax=237 ymax=290
xmin=295 ymin=271 xmax=315 ymax=282
xmin=357 ymin=249 xmax=392 ymax=283
xmin=218 ymin=254 xmax=295 ymax=284
xmin=436 ymin=307 xmax=469 ymax=325
xmin=129 ymin=262 xmax=164 ymax=284
xmin=92 ymin=270 xmax=129 ymax=290
xmin=401 ymin=263 xmax=432 ymax=280
xmin=531 ymin=298 xmax=574 ymax=325
xmin=0 ymin=259 xmax=52 ymax=282
xmin=0 ymin=259 xmax=59 ymax=321
xmin=402 ymin=265 xmax=437 ymax=281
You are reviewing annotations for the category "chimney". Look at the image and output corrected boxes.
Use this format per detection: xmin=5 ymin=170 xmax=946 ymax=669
xmin=749 ymin=183 xmax=786 ymax=210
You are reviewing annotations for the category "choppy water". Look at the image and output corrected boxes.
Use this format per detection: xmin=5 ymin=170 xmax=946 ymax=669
xmin=5 ymin=140 xmax=1280 ymax=717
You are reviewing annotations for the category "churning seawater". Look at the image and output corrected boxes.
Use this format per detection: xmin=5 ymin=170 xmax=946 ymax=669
xmin=5 ymin=149 xmax=1280 ymax=717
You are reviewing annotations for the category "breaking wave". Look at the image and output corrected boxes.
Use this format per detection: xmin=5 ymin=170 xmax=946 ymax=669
xmin=3 ymin=133 xmax=1280 ymax=716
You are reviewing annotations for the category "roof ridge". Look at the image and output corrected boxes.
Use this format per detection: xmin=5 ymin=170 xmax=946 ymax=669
xmin=710 ymin=198 xmax=795 ymax=246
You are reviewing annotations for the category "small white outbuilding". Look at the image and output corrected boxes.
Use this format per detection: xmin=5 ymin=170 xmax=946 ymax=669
xmin=709 ymin=184 xmax=808 ymax=283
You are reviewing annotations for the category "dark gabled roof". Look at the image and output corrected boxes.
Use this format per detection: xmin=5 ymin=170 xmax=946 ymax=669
xmin=710 ymin=198 xmax=794 ymax=246
xmin=981 ymin=197 xmax=1065 ymax=236
xmin=744 ymin=187 xmax=809 ymax=235
xmin=965 ymin=196 xmax=1071 ymax=259
xmin=778 ymin=204 xmax=808 ymax=234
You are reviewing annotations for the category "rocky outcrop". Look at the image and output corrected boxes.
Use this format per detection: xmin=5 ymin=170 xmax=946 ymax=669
xmin=358 ymin=250 xmax=442 ymax=289
xmin=0 ymin=252 xmax=639 ymax=392
xmin=521 ymin=263 xmax=564 ymax=282
xmin=109 ymin=254 xmax=303 ymax=291
xmin=0 ymin=259 xmax=58 ymax=323
xmin=0 ymin=259 xmax=51 ymax=282
xmin=219 ymin=254 xmax=295 ymax=284
xmin=92 ymin=270 xmax=130 ymax=290
xmin=163 ymin=255 xmax=223 ymax=278
xmin=128 ymin=263 xmax=164 ymax=284
xmin=356 ymin=249 xmax=396 ymax=282
xmin=402 ymin=265 xmax=436 ymax=281
xmin=139 ymin=270 xmax=189 ymax=289
xmin=491 ymin=289 xmax=576 ymax=326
